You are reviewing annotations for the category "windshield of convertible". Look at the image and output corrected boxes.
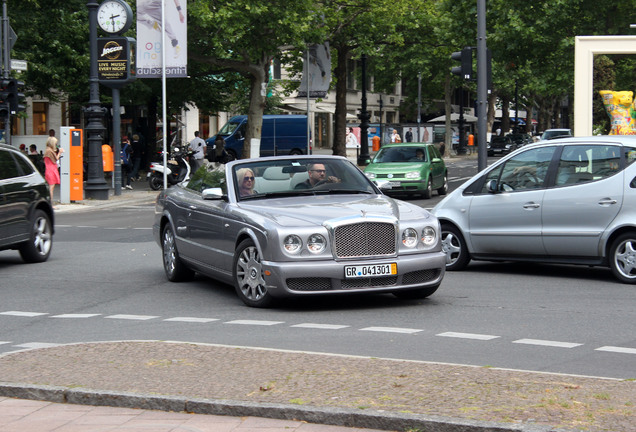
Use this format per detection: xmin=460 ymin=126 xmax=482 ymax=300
xmin=232 ymin=158 xmax=378 ymax=200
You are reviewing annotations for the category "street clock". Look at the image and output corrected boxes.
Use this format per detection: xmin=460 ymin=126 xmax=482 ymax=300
xmin=97 ymin=0 xmax=133 ymax=35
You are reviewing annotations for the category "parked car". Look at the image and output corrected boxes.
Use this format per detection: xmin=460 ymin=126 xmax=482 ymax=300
xmin=205 ymin=115 xmax=309 ymax=160
xmin=0 ymin=143 xmax=54 ymax=263
xmin=153 ymin=155 xmax=446 ymax=307
xmin=363 ymin=143 xmax=448 ymax=199
xmin=432 ymin=136 xmax=636 ymax=283
xmin=540 ymin=128 xmax=572 ymax=140
xmin=487 ymin=135 xmax=517 ymax=156
xmin=506 ymin=133 xmax=533 ymax=147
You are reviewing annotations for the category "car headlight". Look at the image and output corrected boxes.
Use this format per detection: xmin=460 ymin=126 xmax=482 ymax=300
xmin=405 ymin=171 xmax=420 ymax=179
xmin=307 ymin=234 xmax=326 ymax=254
xmin=283 ymin=235 xmax=302 ymax=254
xmin=421 ymin=226 xmax=437 ymax=246
xmin=365 ymin=172 xmax=376 ymax=179
xmin=402 ymin=228 xmax=418 ymax=248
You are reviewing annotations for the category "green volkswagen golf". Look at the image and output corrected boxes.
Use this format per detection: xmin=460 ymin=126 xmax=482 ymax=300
xmin=364 ymin=143 xmax=448 ymax=199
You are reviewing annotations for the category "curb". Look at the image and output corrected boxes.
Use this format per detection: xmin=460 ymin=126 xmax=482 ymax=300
xmin=0 ymin=382 xmax=565 ymax=432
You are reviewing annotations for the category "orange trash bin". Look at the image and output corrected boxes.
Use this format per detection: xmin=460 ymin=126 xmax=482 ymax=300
xmin=468 ymin=134 xmax=474 ymax=147
xmin=372 ymin=135 xmax=381 ymax=151
xmin=102 ymin=144 xmax=114 ymax=172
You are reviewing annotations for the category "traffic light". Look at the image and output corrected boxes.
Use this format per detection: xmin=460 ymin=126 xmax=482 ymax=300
xmin=0 ymin=79 xmax=11 ymax=105
xmin=451 ymin=48 xmax=473 ymax=80
xmin=7 ymin=79 xmax=25 ymax=114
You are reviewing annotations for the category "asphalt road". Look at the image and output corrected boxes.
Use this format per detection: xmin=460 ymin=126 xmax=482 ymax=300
xmin=1 ymin=197 xmax=634 ymax=381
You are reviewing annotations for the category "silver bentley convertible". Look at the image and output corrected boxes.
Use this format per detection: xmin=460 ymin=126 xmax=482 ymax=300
xmin=153 ymin=155 xmax=446 ymax=307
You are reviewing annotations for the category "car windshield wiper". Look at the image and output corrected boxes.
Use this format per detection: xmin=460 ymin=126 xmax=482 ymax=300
xmin=311 ymin=188 xmax=373 ymax=195
xmin=259 ymin=190 xmax=317 ymax=198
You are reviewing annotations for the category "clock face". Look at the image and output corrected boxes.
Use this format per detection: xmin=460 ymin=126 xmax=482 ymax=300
xmin=97 ymin=0 xmax=132 ymax=34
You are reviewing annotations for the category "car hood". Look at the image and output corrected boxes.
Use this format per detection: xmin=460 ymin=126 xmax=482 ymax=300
xmin=365 ymin=162 xmax=428 ymax=174
xmin=237 ymin=194 xmax=431 ymax=227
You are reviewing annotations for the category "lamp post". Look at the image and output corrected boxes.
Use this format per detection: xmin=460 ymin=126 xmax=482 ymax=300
xmin=357 ymin=54 xmax=370 ymax=166
xmin=378 ymin=96 xmax=383 ymax=145
xmin=417 ymin=72 xmax=422 ymax=142
xmin=84 ymin=0 xmax=109 ymax=200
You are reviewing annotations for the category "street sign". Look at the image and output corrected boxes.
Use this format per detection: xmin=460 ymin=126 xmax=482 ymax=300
xmin=8 ymin=25 xmax=17 ymax=50
xmin=10 ymin=59 xmax=27 ymax=71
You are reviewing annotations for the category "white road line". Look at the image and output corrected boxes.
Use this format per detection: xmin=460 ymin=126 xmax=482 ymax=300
xmin=164 ymin=317 xmax=220 ymax=323
xmin=360 ymin=326 xmax=422 ymax=334
xmin=595 ymin=346 xmax=636 ymax=355
xmin=225 ymin=320 xmax=284 ymax=326
xmin=291 ymin=323 xmax=349 ymax=330
xmin=0 ymin=311 xmax=48 ymax=317
xmin=133 ymin=227 xmax=152 ymax=230
xmin=0 ymin=341 xmax=11 ymax=345
xmin=105 ymin=314 xmax=159 ymax=321
xmin=513 ymin=339 xmax=582 ymax=348
xmin=50 ymin=314 xmax=101 ymax=318
xmin=76 ymin=225 xmax=98 ymax=228
xmin=105 ymin=227 xmax=127 ymax=230
xmin=437 ymin=332 xmax=500 ymax=340
xmin=13 ymin=342 xmax=61 ymax=349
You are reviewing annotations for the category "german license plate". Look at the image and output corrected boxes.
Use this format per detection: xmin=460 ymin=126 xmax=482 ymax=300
xmin=387 ymin=181 xmax=401 ymax=187
xmin=344 ymin=263 xmax=397 ymax=279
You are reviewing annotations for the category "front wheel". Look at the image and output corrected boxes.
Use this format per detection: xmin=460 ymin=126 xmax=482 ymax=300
xmin=440 ymin=224 xmax=470 ymax=271
xmin=233 ymin=239 xmax=274 ymax=308
xmin=19 ymin=209 xmax=53 ymax=263
xmin=148 ymin=174 xmax=163 ymax=191
xmin=421 ymin=177 xmax=432 ymax=199
xmin=437 ymin=173 xmax=448 ymax=195
xmin=162 ymin=224 xmax=194 ymax=282
xmin=609 ymin=233 xmax=636 ymax=283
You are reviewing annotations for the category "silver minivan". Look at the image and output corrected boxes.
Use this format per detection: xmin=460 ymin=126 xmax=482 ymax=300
xmin=432 ymin=136 xmax=636 ymax=283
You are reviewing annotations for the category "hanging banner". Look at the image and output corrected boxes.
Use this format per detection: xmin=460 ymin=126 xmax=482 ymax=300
xmin=297 ymin=43 xmax=331 ymax=98
xmin=136 ymin=0 xmax=187 ymax=78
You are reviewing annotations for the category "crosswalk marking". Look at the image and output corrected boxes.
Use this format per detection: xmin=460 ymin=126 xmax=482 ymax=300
xmin=360 ymin=326 xmax=422 ymax=334
xmin=291 ymin=323 xmax=349 ymax=330
xmin=225 ymin=320 xmax=284 ymax=326
xmin=105 ymin=314 xmax=159 ymax=320
xmin=513 ymin=339 xmax=582 ymax=348
xmin=0 ymin=311 xmax=48 ymax=317
xmin=163 ymin=317 xmax=220 ymax=323
xmin=437 ymin=332 xmax=500 ymax=340
xmin=595 ymin=346 xmax=636 ymax=355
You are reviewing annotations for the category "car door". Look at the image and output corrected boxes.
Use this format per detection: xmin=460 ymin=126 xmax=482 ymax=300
xmin=467 ymin=146 xmax=556 ymax=256
xmin=0 ymin=149 xmax=29 ymax=245
xmin=542 ymin=144 xmax=623 ymax=257
xmin=427 ymin=145 xmax=445 ymax=188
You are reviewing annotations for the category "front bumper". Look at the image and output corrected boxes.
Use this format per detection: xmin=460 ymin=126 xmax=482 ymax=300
xmin=261 ymin=251 xmax=446 ymax=297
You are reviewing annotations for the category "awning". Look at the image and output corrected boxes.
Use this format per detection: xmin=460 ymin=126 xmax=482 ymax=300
xmin=429 ymin=113 xmax=478 ymax=123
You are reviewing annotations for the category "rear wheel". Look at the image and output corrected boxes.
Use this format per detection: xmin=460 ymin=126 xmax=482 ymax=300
xmin=437 ymin=173 xmax=448 ymax=195
xmin=19 ymin=209 xmax=53 ymax=263
xmin=609 ymin=232 xmax=636 ymax=284
xmin=441 ymin=224 xmax=470 ymax=271
xmin=148 ymin=174 xmax=163 ymax=191
xmin=421 ymin=177 xmax=432 ymax=199
xmin=393 ymin=284 xmax=439 ymax=299
xmin=289 ymin=149 xmax=303 ymax=156
xmin=233 ymin=239 xmax=274 ymax=308
xmin=162 ymin=224 xmax=194 ymax=282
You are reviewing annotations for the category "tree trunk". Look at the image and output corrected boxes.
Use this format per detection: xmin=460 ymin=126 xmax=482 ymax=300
xmin=501 ymin=95 xmax=510 ymax=134
xmin=243 ymin=60 xmax=270 ymax=159
xmin=487 ymin=91 xmax=497 ymax=134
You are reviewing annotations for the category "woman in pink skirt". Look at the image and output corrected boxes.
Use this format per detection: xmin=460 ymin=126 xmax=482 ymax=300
xmin=43 ymin=140 xmax=63 ymax=200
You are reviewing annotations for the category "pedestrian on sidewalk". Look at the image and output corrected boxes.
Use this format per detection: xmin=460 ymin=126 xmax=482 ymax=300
xmin=189 ymin=131 xmax=206 ymax=172
xmin=130 ymin=134 xmax=145 ymax=181
xmin=44 ymin=139 xmax=63 ymax=202
xmin=120 ymin=136 xmax=133 ymax=190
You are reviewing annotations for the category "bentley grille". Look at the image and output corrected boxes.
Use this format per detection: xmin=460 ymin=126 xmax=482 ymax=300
xmin=333 ymin=222 xmax=396 ymax=258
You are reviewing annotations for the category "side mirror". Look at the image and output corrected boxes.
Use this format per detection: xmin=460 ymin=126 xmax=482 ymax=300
xmin=486 ymin=179 xmax=499 ymax=193
xmin=202 ymin=187 xmax=225 ymax=200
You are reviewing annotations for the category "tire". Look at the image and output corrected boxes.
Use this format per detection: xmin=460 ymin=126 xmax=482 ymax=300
xmin=422 ymin=177 xmax=432 ymax=199
xmin=393 ymin=284 xmax=440 ymax=299
xmin=233 ymin=239 xmax=274 ymax=308
xmin=19 ymin=209 xmax=53 ymax=263
xmin=437 ymin=173 xmax=448 ymax=195
xmin=440 ymin=224 xmax=470 ymax=271
xmin=289 ymin=149 xmax=303 ymax=156
xmin=609 ymin=232 xmax=636 ymax=284
xmin=148 ymin=174 xmax=163 ymax=191
xmin=161 ymin=224 xmax=195 ymax=282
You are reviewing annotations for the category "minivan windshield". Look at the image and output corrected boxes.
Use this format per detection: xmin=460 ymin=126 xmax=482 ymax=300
xmin=217 ymin=120 xmax=241 ymax=136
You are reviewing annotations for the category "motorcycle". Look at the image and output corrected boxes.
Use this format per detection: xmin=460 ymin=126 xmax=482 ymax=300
xmin=147 ymin=146 xmax=195 ymax=191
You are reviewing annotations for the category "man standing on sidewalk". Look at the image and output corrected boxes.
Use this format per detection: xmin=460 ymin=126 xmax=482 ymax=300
xmin=188 ymin=131 xmax=206 ymax=172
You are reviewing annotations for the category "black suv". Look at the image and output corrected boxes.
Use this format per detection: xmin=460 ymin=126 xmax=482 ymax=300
xmin=487 ymin=135 xmax=517 ymax=156
xmin=0 ymin=144 xmax=55 ymax=262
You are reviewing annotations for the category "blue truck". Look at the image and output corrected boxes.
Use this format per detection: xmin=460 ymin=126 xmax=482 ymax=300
xmin=206 ymin=115 xmax=309 ymax=160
